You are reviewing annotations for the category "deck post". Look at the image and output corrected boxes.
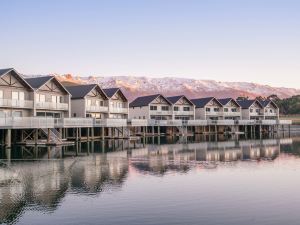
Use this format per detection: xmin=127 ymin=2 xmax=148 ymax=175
xmin=91 ymin=127 xmax=94 ymax=139
xmin=79 ymin=128 xmax=82 ymax=140
xmin=76 ymin=128 xmax=79 ymax=141
xmin=5 ymin=129 xmax=11 ymax=148
xmin=47 ymin=128 xmax=50 ymax=144
xmin=101 ymin=127 xmax=105 ymax=140
xmin=158 ymin=126 xmax=160 ymax=136
xmin=152 ymin=126 xmax=154 ymax=136
xmin=35 ymin=129 xmax=38 ymax=145
xmin=87 ymin=127 xmax=90 ymax=141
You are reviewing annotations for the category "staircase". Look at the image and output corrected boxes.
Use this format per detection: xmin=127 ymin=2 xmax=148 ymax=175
xmin=114 ymin=127 xmax=130 ymax=138
xmin=41 ymin=128 xmax=63 ymax=144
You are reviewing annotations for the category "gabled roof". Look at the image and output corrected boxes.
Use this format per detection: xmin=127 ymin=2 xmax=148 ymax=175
xmin=258 ymin=99 xmax=278 ymax=109
xmin=102 ymin=88 xmax=128 ymax=101
xmin=0 ymin=68 xmax=33 ymax=90
xmin=129 ymin=94 xmax=171 ymax=107
xmin=0 ymin=68 xmax=14 ymax=76
xmin=65 ymin=84 xmax=107 ymax=99
xmin=25 ymin=76 xmax=70 ymax=94
xmin=166 ymin=95 xmax=194 ymax=106
xmin=236 ymin=99 xmax=263 ymax=109
xmin=191 ymin=97 xmax=222 ymax=108
xmin=25 ymin=76 xmax=54 ymax=89
xmin=218 ymin=98 xmax=241 ymax=107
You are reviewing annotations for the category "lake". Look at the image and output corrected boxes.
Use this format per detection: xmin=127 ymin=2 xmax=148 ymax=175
xmin=1 ymin=134 xmax=300 ymax=225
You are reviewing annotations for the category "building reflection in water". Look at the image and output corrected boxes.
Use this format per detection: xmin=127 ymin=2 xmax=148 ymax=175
xmin=0 ymin=136 xmax=295 ymax=224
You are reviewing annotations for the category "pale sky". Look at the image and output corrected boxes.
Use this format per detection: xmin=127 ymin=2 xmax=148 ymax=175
xmin=0 ymin=0 xmax=299 ymax=88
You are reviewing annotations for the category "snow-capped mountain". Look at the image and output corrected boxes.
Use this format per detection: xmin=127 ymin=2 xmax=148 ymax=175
xmin=56 ymin=74 xmax=300 ymax=101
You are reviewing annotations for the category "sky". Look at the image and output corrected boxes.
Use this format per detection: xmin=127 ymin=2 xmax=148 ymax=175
xmin=0 ymin=0 xmax=299 ymax=88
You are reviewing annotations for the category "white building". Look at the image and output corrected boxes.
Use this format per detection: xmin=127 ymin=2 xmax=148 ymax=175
xmin=191 ymin=97 xmax=223 ymax=120
xmin=166 ymin=95 xmax=195 ymax=120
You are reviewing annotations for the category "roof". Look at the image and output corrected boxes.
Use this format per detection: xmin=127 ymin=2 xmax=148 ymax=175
xmin=25 ymin=76 xmax=54 ymax=89
xmin=258 ymin=99 xmax=278 ymax=109
xmin=0 ymin=68 xmax=33 ymax=90
xmin=166 ymin=95 xmax=194 ymax=105
xmin=65 ymin=84 xmax=100 ymax=99
xmin=130 ymin=94 xmax=172 ymax=107
xmin=0 ymin=68 xmax=14 ymax=76
xmin=236 ymin=99 xmax=263 ymax=109
xmin=129 ymin=94 xmax=161 ymax=107
xmin=191 ymin=97 xmax=221 ymax=108
xmin=102 ymin=88 xmax=120 ymax=98
xmin=218 ymin=98 xmax=240 ymax=107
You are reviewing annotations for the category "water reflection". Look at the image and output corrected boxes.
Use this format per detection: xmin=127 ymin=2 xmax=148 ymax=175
xmin=0 ymin=135 xmax=298 ymax=224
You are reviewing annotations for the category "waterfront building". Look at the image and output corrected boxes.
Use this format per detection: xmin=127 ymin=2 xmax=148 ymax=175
xmin=166 ymin=95 xmax=195 ymax=120
xmin=191 ymin=97 xmax=223 ymax=120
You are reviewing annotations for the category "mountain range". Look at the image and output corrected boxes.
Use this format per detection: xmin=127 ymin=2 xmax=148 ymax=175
xmin=54 ymin=74 xmax=299 ymax=101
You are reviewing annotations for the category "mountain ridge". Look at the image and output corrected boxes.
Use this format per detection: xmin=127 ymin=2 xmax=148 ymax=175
xmin=52 ymin=74 xmax=300 ymax=101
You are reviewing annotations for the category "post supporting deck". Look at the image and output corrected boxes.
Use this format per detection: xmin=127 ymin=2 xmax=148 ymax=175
xmin=5 ymin=129 xmax=11 ymax=148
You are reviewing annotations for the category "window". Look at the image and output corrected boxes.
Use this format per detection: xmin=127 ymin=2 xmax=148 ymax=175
xmin=86 ymin=99 xmax=91 ymax=106
xmin=19 ymin=92 xmax=24 ymax=101
xmin=12 ymin=92 xmax=19 ymax=100
xmin=37 ymin=94 xmax=45 ymax=102
xmin=183 ymin=107 xmax=190 ymax=111
xmin=150 ymin=105 xmax=157 ymax=110
xmin=12 ymin=111 xmax=22 ymax=117
xmin=224 ymin=108 xmax=228 ymax=112
xmin=206 ymin=108 xmax=211 ymax=112
xmin=270 ymin=109 xmax=273 ymax=113
xmin=52 ymin=96 xmax=56 ymax=103
xmin=95 ymin=100 xmax=99 ymax=106
xmin=100 ymin=101 xmax=104 ymax=106
xmin=161 ymin=106 xmax=169 ymax=111
xmin=256 ymin=109 xmax=259 ymax=113
xmin=174 ymin=106 xmax=179 ymax=111
xmin=231 ymin=108 xmax=237 ymax=112
xmin=0 ymin=90 xmax=3 ymax=99
xmin=214 ymin=108 xmax=220 ymax=112
xmin=250 ymin=109 xmax=253 ymax=113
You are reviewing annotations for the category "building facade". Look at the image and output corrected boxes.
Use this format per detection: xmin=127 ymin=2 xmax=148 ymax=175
xmin=166 ymin=95 xmax=195 ymax=120
xmin=103 ymin=88 xmax=129 ymax=119
xmin=191 ymin=97 xmax=223 ymax=120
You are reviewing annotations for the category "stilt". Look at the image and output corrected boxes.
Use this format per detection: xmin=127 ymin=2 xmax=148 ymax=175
xmin=5 ymin=129 xmax=11 ymax=148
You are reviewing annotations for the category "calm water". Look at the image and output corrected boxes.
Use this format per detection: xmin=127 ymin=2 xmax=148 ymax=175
xmin=1 ymin=135 xmax=300 ymax=225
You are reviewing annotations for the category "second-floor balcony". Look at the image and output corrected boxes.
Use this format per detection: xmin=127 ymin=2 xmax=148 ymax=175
xmin=35 ymin=101 xmax=69 ymax=110
xmin=223 ymin=111 xmax=241 ymax=117
xmin=150 ymin=110 xmax=173 ymax=115
xmin=206 ymin=111 xmax=223 ymax=116
xmin=173 ymin=110 xmax=194 ymax=116
xmin=109 ymin=107 xmax=128 ymax=114
xmin=250 ymin=110 xmax=264 ymax=116
xmin=264 ymin=112 xmax=278 ymax=117
xmin=0 ymin=99 xmax=33 ymax=108
xmin=86 ymin=105 xmax=108 ymax=112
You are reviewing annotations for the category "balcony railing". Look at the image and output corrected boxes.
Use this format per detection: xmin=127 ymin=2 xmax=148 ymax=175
xmin=173 ymin=111 xmax=194 ymax=115
xmin=36 ymin=101 xmax=69 ymax=110
xmin=206 ymin=111 xmax=223 ymax=116
xmin=223 ymin=111 xmax=241 ymax=117
xmin=187 ymin=120 xmax=208 ymax=126
xmin=86 ymin=105 xmax=108 ymax=112
xmin=149 ymin=110 xmax=173 ymax=115
xmin=0 ymin=117 xmax=54 ymax=128
xmin=109 ymin=107 xmax=128 ymax=114
xmin=95 ymin=118 xmax=127 ymax=127
xmin=209 ymin=120 xmax=235 ymax=125
xmin=0 ymin=99 xmax=33 ymax=108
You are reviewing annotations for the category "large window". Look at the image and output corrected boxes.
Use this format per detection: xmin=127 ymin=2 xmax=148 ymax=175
xmin=214 ymin=108 xmax=220 ymax=112
xmin=150 ymin=105 xmax=157 ymax=110
xmin=224 ymin=108 xmax=228 ymax=112
xmin=37 ymin=94 xmax=45 ymax=102
xmin=206 ymin=108 xmax=211 ymax=112
xmin=12 ymin=91 xmax=24 ymax=100
xmin=174 ymin=106 xmax=179 ymax=111
xmin=161 ymin=106 xmax=169 ymax=111
xmin=52 ymin=95 xmax=61 ymax=103
xmin=183 ymin=107 xmax=190 ymax=111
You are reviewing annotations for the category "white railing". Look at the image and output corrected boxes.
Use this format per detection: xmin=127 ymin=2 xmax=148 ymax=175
xmin=249 ymin=112 xmax=264 ymax=116
xmin=261 ymin=120 xmax=277 ymax=125
xmin=130 ymin=119 xmax=148 ymax=126
xmin=36 ymin=101 xmax=69 ymax=110
xmin=55 ymin=118 xmax=93 ymax=127
xmin=209 ymin=120 xmax=235 ymax=125
xmin=206 ymin=111 xmax=223 ymax=116
xmin=173 ymin=111 xmax=194 ymax=115
xmin=109 ymin=107 xmax=128 ymax=114
xmin=223 ymin=111 xmax=241 ymax=117
xmin=0 ymin=99 xmax=33 ymax=108
xmin=95 ymin=118 xmax=127 ymax=127
xmin=264 ymin=112 xmax=278 ymax=117
xmin=187 ymin=120 xmax=208 ymax=126
xmin=86 ymin=105 xmax=108 ymax=112
xmin=0 ymin=117 xmax=54 ymax=128
xmin=149 ymin=110 xmax=173 ymax=115
xmin=147 ymin=119 xmax=183 ymax=126
xmin=238 ymin=120 xmax=256 ymax=125
xmin=279 ymin=120 xmax=292 ymax=125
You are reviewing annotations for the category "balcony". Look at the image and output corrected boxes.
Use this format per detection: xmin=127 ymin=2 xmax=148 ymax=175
xmin=209 ymin=120 xmax=235 ymax=125
xmin=149 ymin=110 xmax=173 ymax=115
xmin=36 ymin=101 xmax=69 ymax=110
xmin=109 ymin=107 xmax=128 ymax=114
xmin=264 ymin=112 xmax=278 ymax=117
xmin=0 ymin=99 xmax=33 ymax=108
xmin=206 ymin=111 xmax=223 ymax=116
xmin=223 ymin=111 xmax=241 ymax=117
xmin=187 ymin=120 xmax=208 ymax=126
xmin=173 ymin=110 xmax=194 ymax=116
xmin=86 ymin=105 xmax=108 ymax=112
xmin=0 ymin=117 xmax=54 ymax=129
